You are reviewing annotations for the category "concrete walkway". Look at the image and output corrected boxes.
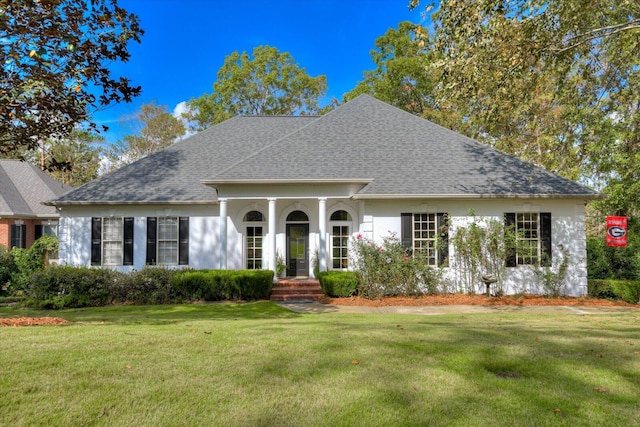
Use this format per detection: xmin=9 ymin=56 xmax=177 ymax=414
xmin=275 ymin=301 xmax=640 ymax=315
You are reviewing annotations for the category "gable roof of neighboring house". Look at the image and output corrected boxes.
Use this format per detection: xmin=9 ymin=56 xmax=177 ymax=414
xmin=50 ymin=95 xmax=600 ymax=205
xmin=0 ymin=159 xmax=71 ymax=217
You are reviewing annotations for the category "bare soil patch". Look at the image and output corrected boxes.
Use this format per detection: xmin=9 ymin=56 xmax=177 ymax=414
xmin=321 ymin=294 xmax=638 ymax=307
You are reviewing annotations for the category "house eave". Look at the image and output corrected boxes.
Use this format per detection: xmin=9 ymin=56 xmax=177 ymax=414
xmin=44 ymin=200 xmax=219 ymax=207
xmin=351 ymin=193 xmax=606 ymax=200
xmin=202 ymin=178 xmax=374 ymax=186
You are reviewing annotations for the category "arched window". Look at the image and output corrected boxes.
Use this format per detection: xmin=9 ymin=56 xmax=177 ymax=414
xmin=286 ymin=210 xmax=309 ymax=222
xmin=244 ymin=211 xmax=264 ymax=269
xmin=330 ymin=210 xmax=351 ymax=221
xmin=244 ymin=210 xmax=264 ymax=222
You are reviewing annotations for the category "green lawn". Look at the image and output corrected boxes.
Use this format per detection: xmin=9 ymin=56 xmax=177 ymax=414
xmin=1 ymin=302 xmax=639 ymax=426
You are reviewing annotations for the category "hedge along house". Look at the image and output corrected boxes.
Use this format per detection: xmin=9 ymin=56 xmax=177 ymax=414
xmin=47 ymin=95 xmax=602 ymax=295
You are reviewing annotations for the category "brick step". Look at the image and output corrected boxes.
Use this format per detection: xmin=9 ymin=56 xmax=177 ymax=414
xmin=270 ymin=279 xmax=324 ymax=301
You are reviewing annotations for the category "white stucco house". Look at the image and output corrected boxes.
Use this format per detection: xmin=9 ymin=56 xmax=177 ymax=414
xmin=47 ymin=95 xmax=601 ymax=295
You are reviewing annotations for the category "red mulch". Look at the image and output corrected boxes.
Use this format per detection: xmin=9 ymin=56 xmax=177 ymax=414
xmin=320 ymin=294 xmax=638 ymax=307
xmin=0 ymin=317 xmax=69 ymax=327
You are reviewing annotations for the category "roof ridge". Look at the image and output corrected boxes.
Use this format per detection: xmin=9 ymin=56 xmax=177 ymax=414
xmin=210 ymin=115 xmax=324 ymax=178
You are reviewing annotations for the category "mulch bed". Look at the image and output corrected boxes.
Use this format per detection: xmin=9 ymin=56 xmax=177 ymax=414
xmin=0 ymin=317 xmax=69 ymax=327
xmin=321 ymin=293 xmax=638 ymax=307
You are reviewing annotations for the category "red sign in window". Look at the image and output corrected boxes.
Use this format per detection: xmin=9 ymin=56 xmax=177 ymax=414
xmin=606 ymin=216 xmax=627 ymax=247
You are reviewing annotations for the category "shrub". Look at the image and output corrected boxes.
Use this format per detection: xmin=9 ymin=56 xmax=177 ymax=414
xmin=317 ymin=271 xmax=359 ymax=297
xmin=588 ymin=279 xmax=640 ymax=304
xmin=350 ymin=232 xmax=443 ymax=299
xmin=4 ymin=235 xmax=59 ymax=295
xmin=27 ymin=266 xmax=118 ymax=309
xmin=171 ymin=270 xmax=274 ymax=301
xmin=0 ymin=244 xmax=18 ymax=293
xmin=112 ymin=267 xmax=180 ymax=305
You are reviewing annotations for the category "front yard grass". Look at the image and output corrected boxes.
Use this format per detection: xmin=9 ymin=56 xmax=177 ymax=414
xmin=1 ymin=302 xmax=639 ymax=426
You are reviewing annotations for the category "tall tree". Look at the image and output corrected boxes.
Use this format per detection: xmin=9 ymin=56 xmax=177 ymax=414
xmin=0 ymin=0 xmax=143 ymax=156
xmin=187 ymin=45 xmax=327 ymax=130
xmin=45 ymin=130 xmax=103 ymax=186
xmin=107 ymin=102 xmax=185 ymax=169
xmin=412 ymin=0 xmax=640 ymax=213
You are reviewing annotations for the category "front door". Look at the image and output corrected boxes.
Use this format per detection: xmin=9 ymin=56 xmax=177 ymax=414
xmin=286 ymin=223 xmax=309 ymax=277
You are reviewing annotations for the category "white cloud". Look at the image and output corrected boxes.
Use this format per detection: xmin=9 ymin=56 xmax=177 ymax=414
xmin=172 ymin=101 xmax=196 ymax=139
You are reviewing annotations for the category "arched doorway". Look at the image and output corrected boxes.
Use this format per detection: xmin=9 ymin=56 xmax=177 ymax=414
xmin=286 ymin=210 xmax=309 ymax=277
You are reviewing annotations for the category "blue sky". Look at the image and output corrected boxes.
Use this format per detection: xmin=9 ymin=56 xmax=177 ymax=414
xmin=93 ymin=0 xmax=426 ymax=144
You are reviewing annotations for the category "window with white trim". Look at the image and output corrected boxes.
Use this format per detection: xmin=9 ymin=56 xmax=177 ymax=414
xmin=157 ymin=217 xmax=179 ymax=265
xmin=401 ymin=212 xmax=449 ymax=266
xmin=102 ymin=217 xmax=123 ymax=265
xmin=505 ymin=212 xmax=552 ymax=267
xmin=244 ymin=211 xmax=264 ymax=270
xmin=330 ymin=210 xmax=351 ymax=270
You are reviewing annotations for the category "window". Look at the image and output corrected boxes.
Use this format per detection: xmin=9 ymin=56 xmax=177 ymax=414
xmin=505 ymin=212 xmax=551 ymax=267
xmin=158 ymin=217 xmax=179 ymax=265
xmin=103 ymin=217 xmax=123 ymax=265
xmin=401 ymin=212 xmax=449 ymax=266
xmin=35 ymin=223 xmax=58 ymax=240
xmin=91 ymin=217 xmax=133 ymax=266
xmin=330 ymin=210 xmax=351 ymax=270
xmin=146 ymin=217 xmax=189 ymax=266
xmin=244 ymin=211 xmax=264 ymax=270
xmin=10 ymin=223 xmax=26 ymax=248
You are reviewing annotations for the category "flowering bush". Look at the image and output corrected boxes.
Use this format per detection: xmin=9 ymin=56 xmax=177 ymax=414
xmin=350 ymin=232 xmax=442 ymax=299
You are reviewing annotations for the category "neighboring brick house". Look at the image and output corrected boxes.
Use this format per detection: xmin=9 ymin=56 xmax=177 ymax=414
xmin=0 ymin=159 xmax=71 ymax=249
xmin=48 ymin=95 xmax=603 ymax=295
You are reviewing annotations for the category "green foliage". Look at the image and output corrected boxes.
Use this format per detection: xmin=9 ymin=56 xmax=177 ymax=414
xmin=187 ymin=45 xmax=327 ymax=130
xmin=27 ymin=266 xmax=118 ymax=309
xmin=532 ymin=250 xmax=570 ymax=298
xmin=350 ymin=232 xmax=443 ymax=299
xmin=0 ymin=0 xmax=143 ymax=156
xmin=112 ymin=266 xmax=180 ymax=305
xmin=2 ymin=235 xmax=58 ymax=295
xmin=0 ymin=245 xmax=17 ymax=293
xmin=586 ymin=220 xmax=640 ymax=280
xmin=317 ymin=271 xmax=360 ymax=297
xmin=107 ymin=102 xmax=186 ymax=169
xmin=451 ymin=214 xmax=512 ymax=294
xmin=23 ymin=266 xmax=274 ymax=309
xmin=588 ymin=279 xmax=640 ymax=304
xmin=171 ymin=270 xmax=274 ymax=301
xmin=43 ymin=130 xmax=103 ymax=186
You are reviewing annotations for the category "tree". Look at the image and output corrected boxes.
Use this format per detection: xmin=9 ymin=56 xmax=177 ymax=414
xmin=412 ymin=0 xmax=640 ymax=213
xmin=45 ymin=130 xmax=103 ymax=186
xmin=107 ymin=102 xmax=185 ymax=169
xmin=187 ymin=45 xmax=327 ymax=130
xmin=0 ymin=0 xmax=144 ymax=156
xmin=344 ymin=22 xmax=436 ymax=115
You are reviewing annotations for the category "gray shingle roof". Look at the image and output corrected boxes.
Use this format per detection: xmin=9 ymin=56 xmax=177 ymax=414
xmin=0 ymin=159 xmax=71 ymax=217
xmin=52 ymin=116 xmax=317 ymax=204
xmin=51 ymin=95 xmax=600 ymax=204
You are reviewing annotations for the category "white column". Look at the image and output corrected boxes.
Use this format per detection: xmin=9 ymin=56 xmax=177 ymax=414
xmin=219 ymin=198 xmax=227 ymax=269
xmin=318 ymin=197 xmax=327 ymax=273
xmin=268 ymin=198 xmax=277 ymax=275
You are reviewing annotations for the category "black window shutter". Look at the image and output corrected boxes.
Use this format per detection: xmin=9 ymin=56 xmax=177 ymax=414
xmin=178 ymin=217 xmax=189 ymax=265
xmin=400 ymin=213 xmax=413 ymax=251
xmin=10 ymin=225 xmax=20 ymax=248
xmin=505 ymin=213 xmax=516 ymax=267
xmin=146 ymin=217 xmax=157 ymax=265
xmin=123 ymin=217 xmax=134 ymax=266
xmin=437 ymin=213 xmax=449 ymax=266
xmin=35 ymin=225 xmax=43 ymax=241
xmin=540 ymin=212 xmax=552 ymax=267
xmin=91 ymin=217 xmax=102 ymax=265
xmin=20 ymin=224 xmax=26 ymax=248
